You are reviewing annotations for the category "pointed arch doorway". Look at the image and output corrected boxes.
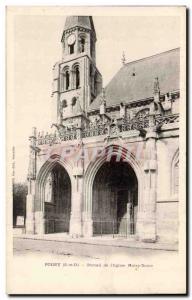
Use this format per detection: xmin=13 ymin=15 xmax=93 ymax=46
xmin=92 ymin=158 xmax=138 ymax=237
xmin=44 ymin=164 xmax=71 ymax=234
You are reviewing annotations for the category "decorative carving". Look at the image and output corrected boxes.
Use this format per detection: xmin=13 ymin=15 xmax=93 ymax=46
xmin=45 ymin=174 xmax=53 ymax=203
xmin=161 ymin=93 xmax=172 ymax=112
xmin=121 ymin=51 xmax=126 ymax=65
xmin=153 ymin=77 xmax=160 ymax=94
xmin=27 ymin=127 xmax=37 ymax=180
xmin=119 ymin=102 xmax=126 ymax=118
xmin=37 ymin=113 xmax=179 ymax=145
xmin=135 ymin=108 xmax=149 ymax=120
xmin=155 ymin=113 xmax=179 ymax=128
xmin=109 ymin=123 xmax=120 ymax=136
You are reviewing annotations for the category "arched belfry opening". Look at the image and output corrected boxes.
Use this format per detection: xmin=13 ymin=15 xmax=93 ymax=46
xmin=44 ymin=164 xmax=71 ymax=234
xmin=92 ymin=158 xmax=138 ymax=237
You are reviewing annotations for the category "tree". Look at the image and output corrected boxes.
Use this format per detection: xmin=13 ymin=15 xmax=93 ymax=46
xmin=13 ymin=182 xmax=28 ymax=227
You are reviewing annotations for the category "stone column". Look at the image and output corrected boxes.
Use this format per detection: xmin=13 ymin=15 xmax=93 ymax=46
xmin=69 ymin=166 xmax=83 ymax=237
xmin=34 ymin=211 xmax=45 ymax=235
xmin=25 ymin=181 xmax=35 ymax=234
xmin=137 ymin=115 xmax=157 ymax=242
xmin=82 ymin=211 xmax=93 ymax=238
xmin=25 ymin=127 xmax=37 ymax=234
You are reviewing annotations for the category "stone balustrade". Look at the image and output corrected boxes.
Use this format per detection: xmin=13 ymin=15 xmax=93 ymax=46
xmin=36 ymin=113 xmax=179 ymax=146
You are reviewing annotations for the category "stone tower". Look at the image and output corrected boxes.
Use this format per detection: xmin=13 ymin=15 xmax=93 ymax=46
xmin=51 ymin=16 xmax=103 ymax=127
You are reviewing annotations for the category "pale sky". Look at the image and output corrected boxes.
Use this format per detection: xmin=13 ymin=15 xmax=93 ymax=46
xmin=10 ymin=11 xmax=181 ymax=182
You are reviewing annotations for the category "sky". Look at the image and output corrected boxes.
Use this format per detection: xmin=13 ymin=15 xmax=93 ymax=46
xmin=9 ymin=8 xmax=181 ymax=182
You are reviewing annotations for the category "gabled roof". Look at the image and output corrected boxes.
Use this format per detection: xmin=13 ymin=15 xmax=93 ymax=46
xmin=89 ymin=48 xmax=180 ymax=110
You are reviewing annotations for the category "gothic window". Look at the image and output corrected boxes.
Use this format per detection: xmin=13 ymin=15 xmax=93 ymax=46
xmin=79 ymin=37 xmax=85 ymax=53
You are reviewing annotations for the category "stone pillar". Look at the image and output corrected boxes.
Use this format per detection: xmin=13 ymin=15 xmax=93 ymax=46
xmin=69 ymin=166 xmax=83 ymax=237
xmin=34 ymin=211 xmax=45 ymax=235
xmin=137 ymin=115 xmax=157 ymax=242
xmin=82 ymin=212 xmax=93 ymax=238
xmin=25 ymin=190 xmax=35 ymax=234
xmin=26 ymin=127 xmax=37 ymax=234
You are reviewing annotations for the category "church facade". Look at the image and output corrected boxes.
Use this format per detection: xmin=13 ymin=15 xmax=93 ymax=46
xmin=26 ymin=16 xmax=180 ymax=245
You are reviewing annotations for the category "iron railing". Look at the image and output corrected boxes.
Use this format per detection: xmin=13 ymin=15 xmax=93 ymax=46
xmin=93 ymin=218 xmax=135 ymax=238
xmin=45 ymin=219 xmax=70 ymax=234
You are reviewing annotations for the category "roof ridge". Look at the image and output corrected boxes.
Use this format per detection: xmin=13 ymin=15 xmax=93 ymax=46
xmin=124 ymin=47 xmax=180 ymax=67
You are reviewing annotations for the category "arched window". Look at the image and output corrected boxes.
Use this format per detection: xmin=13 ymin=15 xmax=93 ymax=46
xmin=69 ymin=44 xmax=74 ymax=55
xmin=61 ymin=67 xmax=70 ymax=91
xmin=65 ymin=70 xmax=70 ymax=90
xmin=79 ymin=37 xmax=85 ymax=53
xmin=71 ymin=97 xmax=77 ymax=106
xmin=75 ymin=67 xmax=80 ymax=89
xmin=72 ymin=64 xmax=80 ymax=89
xmin=61 ymin=99 xmax=67 ymax=108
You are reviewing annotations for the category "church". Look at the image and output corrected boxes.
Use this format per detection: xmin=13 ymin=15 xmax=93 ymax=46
xmin=26 ymin=16 xmax=180 ymax=246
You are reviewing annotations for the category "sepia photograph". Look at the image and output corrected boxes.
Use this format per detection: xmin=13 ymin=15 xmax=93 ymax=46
xmin=6 ymin=6 xmax=186 ymax=294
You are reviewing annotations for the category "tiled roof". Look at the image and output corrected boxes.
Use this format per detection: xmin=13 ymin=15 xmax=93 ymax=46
xmin=89 ymin=48 xmax=180 ymax=110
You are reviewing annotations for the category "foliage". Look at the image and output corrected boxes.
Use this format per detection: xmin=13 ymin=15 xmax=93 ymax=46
xmin=13 ymin=182 xmax=28 ymax=226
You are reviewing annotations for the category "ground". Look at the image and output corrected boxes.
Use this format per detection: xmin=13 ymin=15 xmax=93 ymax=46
xmin=11 ymin=236 xmax=184 ymax=294
xmin=13 ymin=236 xmax=178 ymax=260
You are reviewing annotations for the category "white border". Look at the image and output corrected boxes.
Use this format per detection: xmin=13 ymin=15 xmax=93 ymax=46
xmin=1 ymin=1 xmax=190 ymax=299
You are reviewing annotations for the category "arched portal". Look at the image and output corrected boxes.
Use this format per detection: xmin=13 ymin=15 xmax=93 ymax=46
xmin=44 ymin=164 xmax=71 ymax=234
xmin=92 ymin=158 xmax=138 ymax=237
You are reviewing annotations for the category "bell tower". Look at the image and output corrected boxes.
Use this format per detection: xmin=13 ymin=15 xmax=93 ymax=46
xmin=51 ymin=16 xmax=102 ymax=126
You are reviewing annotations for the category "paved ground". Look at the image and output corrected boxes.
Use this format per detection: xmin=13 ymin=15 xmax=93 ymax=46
xmin=14 ymin=236 xmax=178 ymax=260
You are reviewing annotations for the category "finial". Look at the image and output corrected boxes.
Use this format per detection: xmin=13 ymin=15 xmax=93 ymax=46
xmin=153 ymin=77 xmax=160 ymax=94
xmin=102 ymin=88 xmax=106 ymax=99
xmin=121 ymin=51 xmax=126 ymax=65
xmin=32 ymin=127 xmax=37 ymax=137
xmin=100 ymin=88 xmax=106 ymax=106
